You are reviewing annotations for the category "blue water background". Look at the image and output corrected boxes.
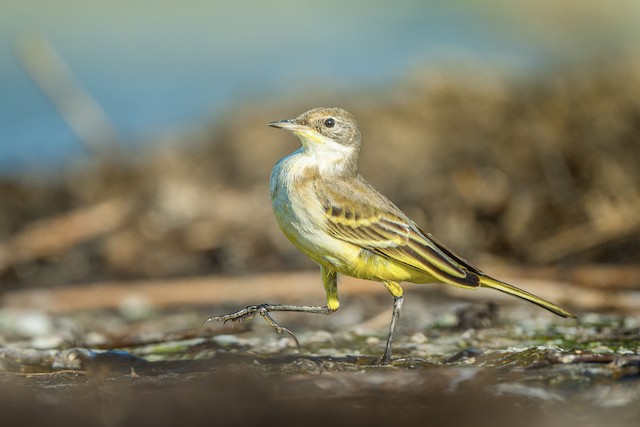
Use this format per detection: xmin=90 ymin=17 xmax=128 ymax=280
xmin=1 ymin=0 xmax=637 ymax=173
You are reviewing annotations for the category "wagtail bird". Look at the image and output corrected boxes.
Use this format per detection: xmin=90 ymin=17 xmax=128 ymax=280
xmin=208 ymin=107 xmax=576 ymax=364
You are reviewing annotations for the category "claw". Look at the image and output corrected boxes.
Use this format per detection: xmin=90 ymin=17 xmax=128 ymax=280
xmin=203 ymin=305 xmax=262 ymax=326
xmin=257 ymin=308 xmax=301 ymax=353
xmin=204 ymin=304 xmax=301 ymax=351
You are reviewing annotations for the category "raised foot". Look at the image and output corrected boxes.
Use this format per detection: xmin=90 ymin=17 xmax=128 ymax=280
xmin=205 ymin=304 xmax=266 ymax=324
xmin=204 ymin=304 xmax=300 ymax=352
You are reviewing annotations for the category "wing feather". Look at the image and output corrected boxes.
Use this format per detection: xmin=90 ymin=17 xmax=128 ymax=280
xmin=316 ymin=177 xmax=479 ymax=288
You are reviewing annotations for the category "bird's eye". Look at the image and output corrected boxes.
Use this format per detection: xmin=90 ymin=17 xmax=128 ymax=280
xmin=324 ymin=118 xmax=336 ymax=128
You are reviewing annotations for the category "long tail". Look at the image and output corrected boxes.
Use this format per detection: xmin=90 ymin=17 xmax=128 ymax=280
xmin=479 ymin=275 xmax=576 ymax=318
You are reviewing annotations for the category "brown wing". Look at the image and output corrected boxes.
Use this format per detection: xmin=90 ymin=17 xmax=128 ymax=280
xmin=315 ymin=176 xmax=479 ymax=288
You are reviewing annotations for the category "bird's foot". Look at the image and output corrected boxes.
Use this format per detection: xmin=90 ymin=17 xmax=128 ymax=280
xmin=379 ymin=353 xmax=394 ymax=366
xmin=205 ymin=304 xmax=265 ymax=325
xmin=205 ymin=304 xmax=300 ymax=352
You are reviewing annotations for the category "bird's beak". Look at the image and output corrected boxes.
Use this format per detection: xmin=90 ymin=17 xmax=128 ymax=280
xmin=268 ymin=119 xmax=307 ymax=132
xmin=269 ymin=117 xmax=326 ymax=146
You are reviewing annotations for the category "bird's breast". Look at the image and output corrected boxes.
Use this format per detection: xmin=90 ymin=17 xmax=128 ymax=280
xmin=270 ymin=153 xmax=359 ymax=268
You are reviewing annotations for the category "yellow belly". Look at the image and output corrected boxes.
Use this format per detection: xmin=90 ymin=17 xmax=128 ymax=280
xmin=333 ymin=245 xmax=437 ymax=284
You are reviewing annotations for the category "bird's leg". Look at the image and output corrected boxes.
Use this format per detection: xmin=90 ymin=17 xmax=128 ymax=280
xmin=205 ymin=268 xmax=340 ymax=352
xmin=322 ymin=267 xmax=340 ymax=311
xmin=205 ymin=303 xmax=332 ymax=352
xmin=381 ymin=281 xmax=405 ymax=365
xmin=381 ymin=296 xmax=404 ymax=364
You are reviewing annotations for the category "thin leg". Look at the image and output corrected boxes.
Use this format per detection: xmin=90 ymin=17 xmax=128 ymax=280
xmin=205 ymin=267 xmax=340 ymax=352
xmin=205 ymin=303 xmax=332 ymax=351
xmin=381 ymin=295 xmax=403 ymax=364
xmin=381 ymin=280 xmax=405 ymax=365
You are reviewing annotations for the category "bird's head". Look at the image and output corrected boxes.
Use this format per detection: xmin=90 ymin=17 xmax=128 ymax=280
xmin=269 ymin=107 xmax=362 ymax=176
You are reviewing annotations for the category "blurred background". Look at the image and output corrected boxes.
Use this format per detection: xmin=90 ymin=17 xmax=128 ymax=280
xmin=2 ymin=2 xmax=640 ymax=424
xmin=1 ymin=0 xmax=640 ymax=292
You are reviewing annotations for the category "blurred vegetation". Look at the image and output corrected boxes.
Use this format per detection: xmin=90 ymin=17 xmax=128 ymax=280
xmin=1 ymin=56 xmax=640 ymax=291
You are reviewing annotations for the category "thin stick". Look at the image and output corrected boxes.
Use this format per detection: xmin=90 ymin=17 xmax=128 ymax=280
xmin=16 ymin=34 xmax=122 ymax=153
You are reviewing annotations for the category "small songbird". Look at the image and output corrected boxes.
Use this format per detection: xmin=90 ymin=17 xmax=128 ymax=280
xmin=208 ymin=107 xmax=576 ymax=364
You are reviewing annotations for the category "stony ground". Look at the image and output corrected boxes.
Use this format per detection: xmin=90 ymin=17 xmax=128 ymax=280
xmin=1 ymin=272 xmax=638 ymax=427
